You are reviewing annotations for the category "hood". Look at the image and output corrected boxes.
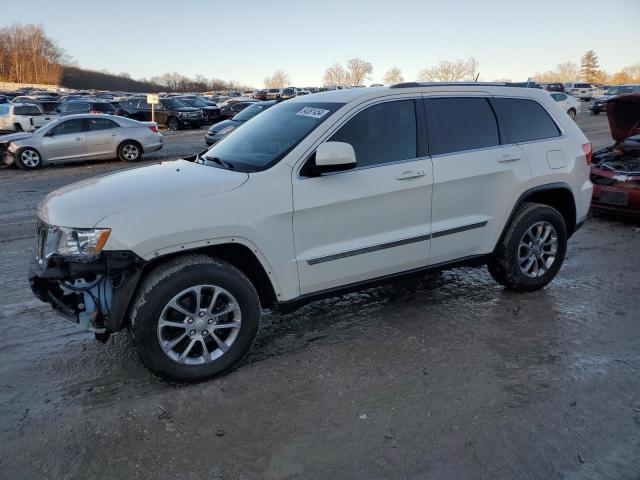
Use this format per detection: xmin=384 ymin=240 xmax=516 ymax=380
xmin=606 ymin=94 xmax=640 ymax=142
xmin=174 ymin=107 xmax=200 ymax=113
xmin=0 ymin=132 xmax=34 ymax=143
xmin=38 ymin=159 xmax=248 ymax=227
xmin=210 ymin=119 xmax=241 ymax=132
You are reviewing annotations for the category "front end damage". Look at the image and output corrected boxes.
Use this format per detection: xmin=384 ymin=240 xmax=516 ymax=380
xmin=29 ymin=226 xmax=145 ymax=340
xmin=590 ymin=94 xmax=640 ymax=215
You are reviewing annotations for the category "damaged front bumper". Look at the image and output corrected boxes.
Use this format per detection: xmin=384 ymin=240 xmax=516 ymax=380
xmin=29 ymin=250 xmax=145 ymax=335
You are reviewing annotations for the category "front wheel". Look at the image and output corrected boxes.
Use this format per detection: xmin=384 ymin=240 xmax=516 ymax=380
xmin=130 ymin=255 xmax=261 ymax=382
xmin=487 ymin=203 xmax=567 ymax=292
xmin=15 ymin=147 xmax=42 ymax=170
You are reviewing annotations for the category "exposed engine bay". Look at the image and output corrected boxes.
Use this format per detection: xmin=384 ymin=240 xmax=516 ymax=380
xmin=592 ymin=135 xmax=640 ymax=176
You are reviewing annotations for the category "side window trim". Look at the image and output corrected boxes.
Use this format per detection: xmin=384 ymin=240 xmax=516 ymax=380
xmin=296 ymin=97 xmax=424 ymax=179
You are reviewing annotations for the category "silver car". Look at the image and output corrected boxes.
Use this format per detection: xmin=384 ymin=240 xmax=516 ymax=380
xmin=1 ymin=114 xmax=163 ymax=170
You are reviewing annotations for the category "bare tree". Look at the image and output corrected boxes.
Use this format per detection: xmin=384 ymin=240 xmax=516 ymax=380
xmin=382 ymin=67 xmax=404 ymax=85
xmin=346 ymin=58 xmax=373 ymax=86
xmin=264 ymin=69 xmax=291 ymax=89
xmin=0 ymin=23 xmax=65 ymax=85
xmin=534 ymin=62 xmax=580 ymax=83
xmin=323 ymin=62 xmax=350 ymax=87
xmin=417 ymin=58 xmax=479 ymax=82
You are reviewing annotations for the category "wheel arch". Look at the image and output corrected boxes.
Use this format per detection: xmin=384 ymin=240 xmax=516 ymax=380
xmin=118 ymin=242 xmax=279 ymax=330
xmin=496 ymin=183 xmax=577 ymax=251
xmin=118 ymin=138 xmax=144 ymax=154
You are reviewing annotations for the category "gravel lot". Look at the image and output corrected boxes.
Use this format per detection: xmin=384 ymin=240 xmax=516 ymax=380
xmin=1 ymin=105 xmax=639 ymax=480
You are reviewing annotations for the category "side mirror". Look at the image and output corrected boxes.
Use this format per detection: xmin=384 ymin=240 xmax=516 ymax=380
xmin=309 ymin=141 xmax=357 ymax=176
xmin=44 ymin=130 xmax=55 ymax=137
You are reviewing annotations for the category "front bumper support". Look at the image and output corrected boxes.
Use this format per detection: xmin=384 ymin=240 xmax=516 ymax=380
xmin=29 ymin=251 xmax=145 ymax=333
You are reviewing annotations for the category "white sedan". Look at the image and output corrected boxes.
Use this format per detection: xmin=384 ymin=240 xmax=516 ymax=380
xmin=550 ymin=92 xmax=580 ymax=120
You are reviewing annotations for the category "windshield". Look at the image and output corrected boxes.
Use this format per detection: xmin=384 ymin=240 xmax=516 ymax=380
xmin=232 ymin=102 xmax=271 ymax=122
xmin=182 ymin=97 xmax=208 ymax=107
xmin=202 ymin=101 xmax=343 ymax=172
xmin=160 ymin=98 xmax=188 ymax=109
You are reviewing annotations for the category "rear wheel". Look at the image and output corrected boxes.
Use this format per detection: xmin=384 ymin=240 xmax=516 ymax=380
xmin=117 ymin=141 xmax=141 ymax=162
xmin=567 ymin=108 xmax=576 ymax=119
xmin=130 ymin=255 xmax=261 ymax=382
xmin=15 ymin=147 xmax=42 ymax=170
xmin=488 ymin=203 xmax=567 ymax=292
xmin=591 ymin=109 xmax=600 ymax=116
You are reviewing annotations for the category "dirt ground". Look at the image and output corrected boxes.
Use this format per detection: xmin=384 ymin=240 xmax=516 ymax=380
xmin=1 ymin=107 xmax=639 ymax=480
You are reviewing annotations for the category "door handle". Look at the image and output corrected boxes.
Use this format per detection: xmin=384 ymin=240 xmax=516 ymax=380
xmin=75 ymin=137 xmax=82 ymax=141
xmin=111 ymin=133 xmax=117 ymax=136
xmin=396 ymin=170 xmax=425 ymax=180
xmin=497 ymin=154 xmax=521 ymax=163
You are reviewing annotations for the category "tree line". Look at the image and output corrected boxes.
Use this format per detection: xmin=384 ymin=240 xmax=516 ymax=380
xmin=533 ymin=50 xmax=640 ymax=85
xmin=2 ymin=23 xmax=639 ymax=92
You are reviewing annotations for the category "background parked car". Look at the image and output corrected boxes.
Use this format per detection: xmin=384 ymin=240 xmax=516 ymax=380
xmin=177 ymin=96 xmax=223 ymax=123
xmin=266 ymin=88 xmax=281 ymax=100
xmin=254 ymin=90 xmax=268 ymax=100
xmin=121 ymin=97 xmax=203 ymax=130
xmin=549 ymin=92 xmax=580 ymax=119
xmin=565 ymin=82 xmax=595 ymax=100
xmin=57 ymin=99 xmax=118 ymax=116
xmin=205 ymin=100 xmax=276 ymax=145
xmin=539 ymin=82 xmax=565 ymax=92
xmin=590 ymin=94 xmax=640 ymax=215
xmin=2 ymin=114 xmax=162 ymax=170
xmin=279 ymin=87 xmax=297 ymax=100
xmin=589 ymin=85 xmax=640 ymax=115
xmin=0 ymin=103 xmax=58 ymax=132
xmin=219 ymin=100 xmax=257 ymax=120
xmin=27 ymin=99 xmax=61 ymax=115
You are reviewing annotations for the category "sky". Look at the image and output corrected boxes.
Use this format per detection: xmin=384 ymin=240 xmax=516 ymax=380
xmin=2 ymin=0 xmax=639 ymax=87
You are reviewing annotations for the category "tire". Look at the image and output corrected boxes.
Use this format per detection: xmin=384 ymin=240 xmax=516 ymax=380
xmin=15 ymin=147 xmax=42 ymax=170
xmin=130 ymin=255 xmax=261 ymax=382
xmin=487 ymin=203 xmax=567 ymax=292
xmin=14 ymin=123 xmax=23 ymax=132
xmin=591 ymin=109 xmax=600 ymax=116
xmin=167 ymin=117 xmax=180 ymax=131
xmin=117 ymin=141 xmax=141 ymax=162
xmin=567 ymin=108 xmax=576 ymax=119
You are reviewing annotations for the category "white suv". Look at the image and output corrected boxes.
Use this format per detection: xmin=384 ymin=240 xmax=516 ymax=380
xmin=30 ymin=84 xmax=593 ymax=382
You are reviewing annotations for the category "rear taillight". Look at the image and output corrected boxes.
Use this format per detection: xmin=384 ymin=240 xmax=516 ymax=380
xmin=582 ymin=143 xmax=592 ymax=165
xmin=148 ymin=125 xmax=158 ymax=133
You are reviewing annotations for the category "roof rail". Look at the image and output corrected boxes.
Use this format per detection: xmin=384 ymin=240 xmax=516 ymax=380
xmin=390 ymin=82 xmax=508 ymax=89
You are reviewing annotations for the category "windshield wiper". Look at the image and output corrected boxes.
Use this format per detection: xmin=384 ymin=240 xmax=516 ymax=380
xmin=204 ymin=156 xmax=235 ymax=170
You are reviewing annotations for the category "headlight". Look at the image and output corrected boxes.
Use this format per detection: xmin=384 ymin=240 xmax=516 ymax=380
xmin=178 ymin=112 xmax=188 ymax=117
xmin=41 ymin=225 xmax=111 ymax=259
xmin=218 ymin=125 xmax=236 ymax=135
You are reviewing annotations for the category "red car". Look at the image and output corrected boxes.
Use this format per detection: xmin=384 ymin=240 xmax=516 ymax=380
xmin=590 ymin=94 xmax=640 ymax=215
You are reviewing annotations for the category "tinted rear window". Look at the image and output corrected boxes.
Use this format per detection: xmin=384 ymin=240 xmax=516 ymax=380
xmin=427 ymin=97 xmax=499 ymax=155
xmin=92 ymin=103 xmax=116 ymax=112
xmin=14 ymin=105 xmax=41 ymax=115
xmin=490 ymin=98 xmax=560 ymax=144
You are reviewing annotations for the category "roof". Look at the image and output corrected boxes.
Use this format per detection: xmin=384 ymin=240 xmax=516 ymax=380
xmin=288 ymin=83 xmax=552 ymax=104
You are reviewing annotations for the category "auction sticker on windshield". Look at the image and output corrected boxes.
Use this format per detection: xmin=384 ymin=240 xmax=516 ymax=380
xmin=296 ymin=107 xmax=330 ymax=119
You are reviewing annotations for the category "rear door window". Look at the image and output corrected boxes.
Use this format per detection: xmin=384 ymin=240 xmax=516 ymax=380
xmin=14 ymin=105 xmax=42 ymax=116
xmin=88 ymin=118 xmax=119 ymax=130
xmin=329 ymin=99 xmax=417 ymax=168
xmin=425 ymin=97 xmax=499 ymax=155
xmin=490 ymin=98 xmax=561 ymax=144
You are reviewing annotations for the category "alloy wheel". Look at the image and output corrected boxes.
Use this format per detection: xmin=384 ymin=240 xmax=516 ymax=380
xmin=157 ymin=285 xmax=241 ymax=365
xmin=20 ymin=149 xmax=40 ymax=168
xmin=518 ymin=221 xmax=558 ymax=278
xmin=122 ymin=144 xmax=139 ymax=160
